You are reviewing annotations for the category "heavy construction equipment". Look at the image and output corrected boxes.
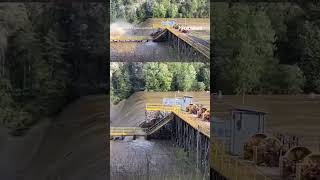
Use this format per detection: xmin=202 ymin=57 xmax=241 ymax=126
xmin=202 ymin=109 xmax=210 ymax=121
xmin=244 ymin=133 xmax=268 ymax=161
xmin=172 ymin=24 xmax=191 ymax=33
xmin=180 ymin=28 xmax=190 ymax=33
xmin=258 ymin=137 xmax=284 ymax=167
xmin=189 ymin=104 xmax=200 ymax=114
xmin=186 ymin=103 xmax=193 ymax=112
xmin=299 ymin=153 xmax=320 ymax=180
xmin=186 ymin=103 xmax=210 ymax=121
xmin=244 ymin=135 xmax=283 ymax=167
xmin=197 ymin=107 xmax=207 ymax=118
xmin=280 ymin=146 xmax=312 ymax=179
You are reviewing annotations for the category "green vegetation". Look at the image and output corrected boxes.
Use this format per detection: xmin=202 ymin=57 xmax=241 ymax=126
xmin=111 ymin=62 xmax=210 ymax=104
xmin=110 ymin=0 xmax=209 ymax=23
xmin=213 ymin=2 xmax=320 ymax=95
xmin=0 ymin=3 xmax=106 ymax=132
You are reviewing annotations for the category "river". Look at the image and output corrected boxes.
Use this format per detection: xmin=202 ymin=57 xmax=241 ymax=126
xmin=111 ymin=41 xmax=182 ymax=62
xmin=110 ymin=136 xmax=208 ymax=180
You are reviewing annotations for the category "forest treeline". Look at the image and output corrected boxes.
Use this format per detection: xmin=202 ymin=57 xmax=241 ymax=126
xmin=213 ymin=2 xmax=320 ymax=95
xmin=110 ymin=0 xmax=209 ymax=23
xmin=0 ymin=3 xmax=106 ymax=133
xmin=111 ymin=62 xmax=210 ymax=104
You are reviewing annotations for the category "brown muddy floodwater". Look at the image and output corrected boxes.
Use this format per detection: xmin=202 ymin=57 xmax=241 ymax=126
xmin=110 ymin=41 xmax=203 ymax=62
xmin=110 ymin=137 xmax=208 ymax=180
xmin=111 ymin=41 xmax=180 ymax=62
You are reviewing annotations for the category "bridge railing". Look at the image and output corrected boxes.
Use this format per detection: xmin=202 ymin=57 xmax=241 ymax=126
xmin=146 ymin=113 xmax=174 ymax=134
xmin=145 ymin=103 xmax=181 ymax=112
xmin=110 ymin=127 xmax=146 ymax=136
xmin=211 ymin=136 xmax=272 ymax=180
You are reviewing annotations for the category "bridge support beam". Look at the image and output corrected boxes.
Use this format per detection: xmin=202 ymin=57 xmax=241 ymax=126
xmin=166 ymin=31 xmax=208 ymax=62
xmin=144 ymin=110 xmax=209 ymax=178
xmin=171 ymin=115 xmax=209 ymax=173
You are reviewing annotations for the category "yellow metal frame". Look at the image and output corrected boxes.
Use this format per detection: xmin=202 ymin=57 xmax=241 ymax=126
xmin=110 ymin=127 xmax=146 ymax=136
xmin=145 ymin=103 xmax=181 ymax=112
xmin=211 ymin=137 xmax=272 ymax=180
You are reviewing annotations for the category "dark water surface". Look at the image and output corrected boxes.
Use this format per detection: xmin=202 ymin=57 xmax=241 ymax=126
xmin=110 ymin=137 xmax=208 ymax=180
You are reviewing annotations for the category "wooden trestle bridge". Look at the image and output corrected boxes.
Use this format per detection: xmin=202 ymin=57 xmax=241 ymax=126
xmin=110 ymin=104 xmax=209 ymax=138
xmin=110 ymin=104 xmax=210 ymax=171
xmin=111 ymin=27 xmax=210 ymax=61
xmin=110 ymin=104 xmax=273 ymax=180
xmin=153 ymin=28 xmax=210 ymax=60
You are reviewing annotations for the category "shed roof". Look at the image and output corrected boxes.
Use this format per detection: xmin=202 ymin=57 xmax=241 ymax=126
xmin=233 ymin=105 xmax=267 ymax=114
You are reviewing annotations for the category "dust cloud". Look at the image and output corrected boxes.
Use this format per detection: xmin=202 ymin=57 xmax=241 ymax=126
xmin=110 ymin=21 xmax=135 ymax=38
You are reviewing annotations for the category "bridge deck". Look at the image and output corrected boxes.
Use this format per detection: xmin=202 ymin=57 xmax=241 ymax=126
xmin=152 ymin=28 xmax=210 ymax=59
xmin=167 ymin=28 xmax=210 ymax=59
xmin=145 ymin=104 xmax=210 ymax=138
xmin=175 ymin=111 xmax=210 ymax=137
